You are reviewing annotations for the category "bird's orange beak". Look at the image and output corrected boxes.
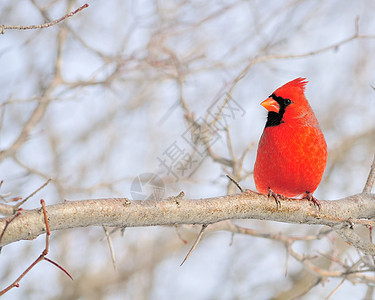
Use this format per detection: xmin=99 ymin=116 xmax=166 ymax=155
xmin=261 ymin=98 xmax=280 ymax=113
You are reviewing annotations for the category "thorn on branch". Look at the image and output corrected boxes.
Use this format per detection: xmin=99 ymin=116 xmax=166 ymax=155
xmin=175 ymin=191 xmax=184 ymax=205
xmin=103 ymin=226 xmax=116 ymax=270
xmin=121 ymin=227 xmax=126 ymax=236
xmin=226 ymin=174 xmax=243 ymax=192
xmin=180 ymin=224 xmax=208 ymax=266
xmin=169 ymin=191 xmax=185 ymax=206
xmin=123 ymin=198 xmax=131 ymax=205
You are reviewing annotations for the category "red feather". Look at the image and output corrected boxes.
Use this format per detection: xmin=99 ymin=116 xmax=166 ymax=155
xmin=254 ymin=78 xmax=327 ymax=199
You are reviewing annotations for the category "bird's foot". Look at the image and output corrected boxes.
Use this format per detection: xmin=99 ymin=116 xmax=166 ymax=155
xmin=303 ymin=192 xmax=321 ymax=210
xmin=267 ymin=188 xmax=285 ymax=209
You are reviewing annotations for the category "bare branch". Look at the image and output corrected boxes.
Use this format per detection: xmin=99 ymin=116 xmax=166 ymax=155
xmin=0 ymin=192 xmax=374 ymax=248
xmin=0 ymin=4 xmax=89 ymax=34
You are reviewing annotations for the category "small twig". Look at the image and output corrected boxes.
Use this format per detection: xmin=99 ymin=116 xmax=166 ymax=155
xmin=0 ymin=180 xmax=22 ymax=204
xmin=103 ymin=226 xmax=116 ymax=270
xmin=180 ymin=224 xmax=208 ymax=266
xmin=238 ymin=142 xmax=255 ymax=175
xmin=229 ymin=232 xmax=235 ymax=246
xmin=284 ymin=243 xmax=290 ymax=277
xmin=342 ymin=268 xmax=375 ymax=275
xmin=43 ymin=257 xmax=72 ymax=279
xmin=317 ymin=251 xmax=346 ymax=268
xmin=224 ymin=126 xmax=236 ymax=164
xmin=0 ymin=4 xmax=89 ymax=34
xmin=0 ymin=199 xmax=72 ymax=296
xmin=363 ymin=154 xmax=375 ymax=193
xmin=0 ymin=210 xmax=22 ymax=244
xmin=289 ymin=278 xmax=322 ymax=300
xmin=226 ymin=174 xmax=244 ymax=192
xmin=365 ymin=286 xmax=374 ymax=300
xmin=325 ymin=277 xmax=346 ymax=300
xmin=14 ymin=178 xmax=52 ymax=210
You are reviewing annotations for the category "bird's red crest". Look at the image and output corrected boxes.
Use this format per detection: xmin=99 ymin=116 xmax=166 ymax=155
xmin=284 ymin=77 xmax=308 ymax=92
xmin=273 ymin=77 xmax=308 ymax=100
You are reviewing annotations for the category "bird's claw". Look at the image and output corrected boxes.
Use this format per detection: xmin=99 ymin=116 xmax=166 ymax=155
xmin=267 ymin=188 xmax=284 ymax=209
xmin=304 ymin=192 xmax=321 ymax=210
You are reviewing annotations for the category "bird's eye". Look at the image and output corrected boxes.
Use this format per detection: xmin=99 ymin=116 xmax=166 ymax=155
xmin=284 ymin=98 xmax=291 ymax=106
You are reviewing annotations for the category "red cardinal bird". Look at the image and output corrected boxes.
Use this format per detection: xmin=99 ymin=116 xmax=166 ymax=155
xmin=254 ymin=78 xmax=327 ymax=208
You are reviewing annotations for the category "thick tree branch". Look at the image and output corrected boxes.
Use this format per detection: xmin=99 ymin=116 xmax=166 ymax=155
xmin=1 ymin=192 xmax=374 ymax=248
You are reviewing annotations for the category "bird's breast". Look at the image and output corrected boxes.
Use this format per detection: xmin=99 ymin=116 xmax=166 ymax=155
xmin=254 ymin=121 xmax=327 ymax=197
